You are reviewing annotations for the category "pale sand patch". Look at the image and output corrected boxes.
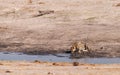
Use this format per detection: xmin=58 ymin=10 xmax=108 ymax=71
xmin=0 ymin=61 xmax=120 ymax=75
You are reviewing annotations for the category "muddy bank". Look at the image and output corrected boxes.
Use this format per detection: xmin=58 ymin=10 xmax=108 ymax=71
xmin=0 ymin=42 xmax=65 ymax=54
xmin=0 ymin=42 xmax=120 ymax=58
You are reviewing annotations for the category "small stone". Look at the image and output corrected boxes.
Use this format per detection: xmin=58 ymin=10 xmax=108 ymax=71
xmin=48 ymin=72 xmax=53 ymax=75
xmin=52 ymin=63 xmax=56 ymax=65
xmin=5 ymin=70 xmax=11 ymax=73
xmin=33 ymin=60 xmax=41 ymax=63
xmin=52 ymin=63 xmax=59 ymax=66
xmin=73 ymin=62 xmax=79 ymax=66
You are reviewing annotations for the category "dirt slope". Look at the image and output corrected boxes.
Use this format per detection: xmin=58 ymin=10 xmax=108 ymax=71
xmin=0 ymin=0 xmax=120 ymax=57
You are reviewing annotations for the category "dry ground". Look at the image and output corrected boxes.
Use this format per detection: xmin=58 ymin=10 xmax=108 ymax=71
xmin=0 ymin=61 xmax=119 ymax=75
xmin=0 ymin=0 xmax=120 ymax=55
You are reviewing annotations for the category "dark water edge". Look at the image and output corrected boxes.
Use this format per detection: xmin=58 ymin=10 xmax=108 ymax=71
xmin=0 ymin=52 xmax=120 ymax=64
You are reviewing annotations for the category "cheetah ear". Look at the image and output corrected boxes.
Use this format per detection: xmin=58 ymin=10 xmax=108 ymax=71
xmin=84 ymin=43 xmax=87 ymax=48
xmin=70 ymin=47 xmax=73 ymax=50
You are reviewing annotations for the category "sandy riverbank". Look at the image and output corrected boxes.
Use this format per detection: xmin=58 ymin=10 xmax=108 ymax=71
xmin=0 ymin=61 xmax=119 ymax=75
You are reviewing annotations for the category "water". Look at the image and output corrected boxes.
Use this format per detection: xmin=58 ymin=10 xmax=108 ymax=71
xmin=0 ymin=52 xmax=120 ymax=64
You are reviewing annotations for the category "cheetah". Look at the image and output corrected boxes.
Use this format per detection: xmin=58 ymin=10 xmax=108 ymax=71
xmin=70 ymin=41 xmax=89 ymax=54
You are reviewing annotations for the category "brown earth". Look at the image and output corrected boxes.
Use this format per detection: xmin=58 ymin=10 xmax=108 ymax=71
xmin=0 ymin=61 xmax=119 ymax=75
xmin=0 ymin=0 xmax=120 ymax=57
